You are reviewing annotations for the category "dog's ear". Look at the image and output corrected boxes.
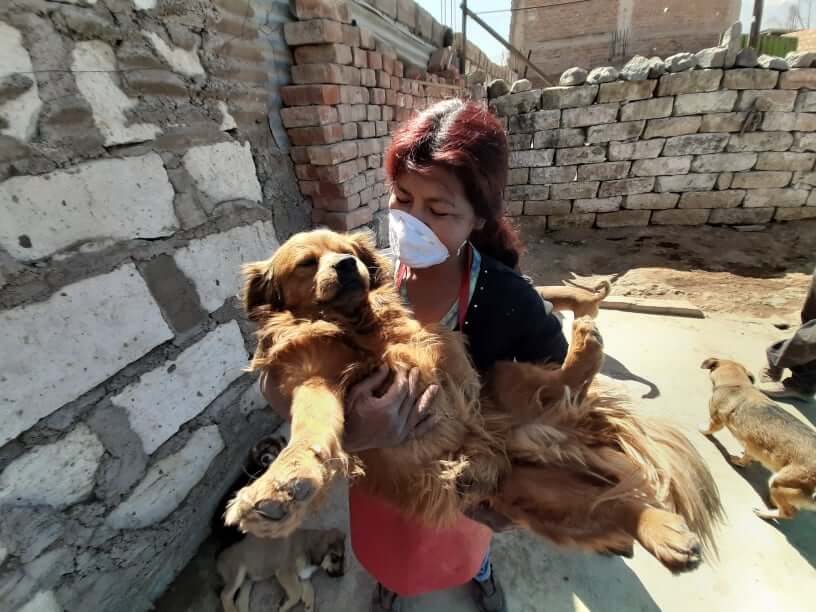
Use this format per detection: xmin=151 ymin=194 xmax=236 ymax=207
xmin=747 ymin=372 xmax=756 ymax=384
xmin=348 ymin=231 xmax=390 ymax=288
xmin=700 ymin=358 xmax=720 ymax=371
xmin=241 ymin=260 xmax=282 ymax=319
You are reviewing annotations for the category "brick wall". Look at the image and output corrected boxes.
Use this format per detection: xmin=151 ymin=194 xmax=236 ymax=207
xmin=489 ymin=64 xmax=816 ymax=229
xmin=282 ymin=0 xmax=483 ymax=240
xmin=0 ymin=1 xmax=290 ymax=610
xmin=510 ymin=0 xmax=741 ymax=84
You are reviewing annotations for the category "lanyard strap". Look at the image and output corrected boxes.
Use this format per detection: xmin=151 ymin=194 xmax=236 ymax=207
xmin=395 ymin=244 xmax=472 ymax=330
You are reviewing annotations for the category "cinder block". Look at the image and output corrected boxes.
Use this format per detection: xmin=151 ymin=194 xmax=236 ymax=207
xmin=0 ymin=265 xmax=173 ymax=446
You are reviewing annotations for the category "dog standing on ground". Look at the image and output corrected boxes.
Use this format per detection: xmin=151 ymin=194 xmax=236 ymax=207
xmin=217 ymin=528 xmax=345 ymax=612
xmin=536 ymin=278 xmax=612 ymax=319
xmin=701 ymin=358 xmax=816 ymax=520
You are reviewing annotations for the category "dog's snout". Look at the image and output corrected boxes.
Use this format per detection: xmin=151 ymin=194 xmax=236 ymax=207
xmin=333 ymin=255 xmax=357 ymax=275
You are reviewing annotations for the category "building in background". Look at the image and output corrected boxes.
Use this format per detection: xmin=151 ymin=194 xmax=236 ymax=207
xmin=509 ymin=0 xmax=741 ymax=84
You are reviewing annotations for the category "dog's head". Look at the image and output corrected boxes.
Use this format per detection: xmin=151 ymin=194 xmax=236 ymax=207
xmin=315 ymin=528 xmax=346 ymax=578
xmin=242 ymin=229 xmax=389 ymax=320
xmin=700 ymin=358 xmax=755 ymax=386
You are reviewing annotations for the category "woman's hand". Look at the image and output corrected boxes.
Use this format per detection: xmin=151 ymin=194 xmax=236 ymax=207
xmin=343 ymin=365 xmax=439 ymax=452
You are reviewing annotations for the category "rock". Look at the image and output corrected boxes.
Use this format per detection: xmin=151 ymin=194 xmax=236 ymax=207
xmin=720 ymin=21 xmax=742 ymax=67
xmin=736 ymin=47 xmax=758 ymax=67
xmin=695 ymin=47 xmax=727 ymax=69
xmin=586 ymin=66 xmax=619 ymax=84
xmin=665 ymin=52 xmax=696 ymax=72
xmin=785 ymin=51 xmax=816 ymax=68
xmin=0 ymin=73 xmax=34 ymax=104
xmin=648 ymin=56 xmax=666 ymax=77
xmin=487 ymin=78 xmax=509 ymax=99
xmin=510 ymin=78 xmax=532 ymax=93
xmin=559 ymin=66 xmax=587 ymax=86
xmin=757 ymin=54 xmax=788 ymax=71
xmin=466 ymin=69 xmax=486 ymax=85
xmin=621 ymin=55 xmax=651 ymax=81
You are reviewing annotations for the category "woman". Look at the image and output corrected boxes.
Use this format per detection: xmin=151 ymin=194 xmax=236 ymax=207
xmin=262 ymin=99 xmax=567 ymax=612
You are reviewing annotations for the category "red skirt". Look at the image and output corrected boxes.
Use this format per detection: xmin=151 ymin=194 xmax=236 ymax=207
xmin=349 ymin=485 xmax=492 ymax=597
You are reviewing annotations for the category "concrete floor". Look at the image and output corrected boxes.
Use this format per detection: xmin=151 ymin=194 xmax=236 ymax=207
xmin=158 ymin=310 xmax=816 ymax=612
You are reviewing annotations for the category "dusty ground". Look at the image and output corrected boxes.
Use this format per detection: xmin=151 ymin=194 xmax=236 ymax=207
xmin=156 ymin=221 xmax=816 ymax=612
xmin=519 ymin=218 xmax=816 ymax=323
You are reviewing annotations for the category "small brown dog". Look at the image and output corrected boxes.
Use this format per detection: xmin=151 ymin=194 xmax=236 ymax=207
xmin=216 ymin=528 xmax=345 ymax=612
xmin=536 ymin=278 xmax=612 ymax=319
xmin=701 ymin=358 xmax=816 ymax=520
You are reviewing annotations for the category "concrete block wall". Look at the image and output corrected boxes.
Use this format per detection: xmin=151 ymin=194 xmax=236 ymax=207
xmin=0 ymin=1 xmax=290 ymax=610
xmin=281 ymin=0 xmax=490 ymax=240
xmin=489 ymin=66 xmax=816 ymax=229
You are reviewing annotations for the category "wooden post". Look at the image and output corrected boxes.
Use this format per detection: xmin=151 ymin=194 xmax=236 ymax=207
xmin=749 ymin=0 xmax=764 ymax=50
xmin=460 ymin=0 xmax=467 ymax=75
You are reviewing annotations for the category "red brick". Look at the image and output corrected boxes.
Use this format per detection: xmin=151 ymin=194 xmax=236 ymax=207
xmin=366 ymin=105 xmax=382 ymax=121
xmin=367 ymin=153 xmax=382 ymax=168
xmin=367 ymin=51 xmax=383 ymax=70
xmin=341 ymin=24 xmax=360 ymax=47
xmin=396 ymin=0 xmax=416 ymax=29
xmin=339 ymin=85 xmax=370 ymax=104
xmin=359 ymin=185 xmax=375 ymax=204
xmin=280 ymin=105 xmax=338 ymax=128
xmin=284 ymin=19 xmax=345 ymax=46
xmin=383 ymin=55 xmax=395 ymax=75
xmin=291 ymin=0 xmax=351 ymax=23
xmin=364 ymin=169 xmax=377 ymax=187
xmin=288 ymin=123 xmax=344 ymax=146
xmin=390 ymin=75 xmax=400 ymax=90
xmin=357 ymin=138 xmax=382 ymax=156
xmin=291 ymin=63 xmax=361 ymax=86
xmin=360 ymin=28 xmax=376 ymax=50
xmin=293 ymin=43 xmax=353 ymax=65
xmin=376 ymin=70 xmax=390 ymax=88
xmin=361 ymin=68 xmax=376 ymax=87
xmin=388 ymin=120 xmax=399 ymax=133
xmin=358 ymin=121 xmax=376 ymax=138
xmin=342 ymin=122 xmax=358 ymax=140
xmin=353 ymin=47 xmax=368 ymax=68
xmin=308 ymin=141 xmax=358 ymax=165
xmin=281 ymin=84 xmax=341 ymax=106
xmin=295 ymin=163 xmax=319 ymax=180
xmin=312 ymin=193 xmax=361 ymax=212
xmin=395 ymin=106 xmax=411 ymax=121
xmin=375 ymin=120 xmax=388 ymax=136
xmin=315 ymin=158 xmax=362 ymax=183
xmin=290 ymin=146 xmax=311 ymax=164
xmin=314 ymin=204 xmax=375 ymax=230
xmin=301 ymin=173 xmax=367 ymax=197
xmin=336 ymin=103 xmax=367 ymax=122
xmin=385 ymin=89 xmax=397 ymax=105
xmin=394 ymin=60 xmax=404 ymax=77
xmin=371 ymin=88 xmax=386 ymax=105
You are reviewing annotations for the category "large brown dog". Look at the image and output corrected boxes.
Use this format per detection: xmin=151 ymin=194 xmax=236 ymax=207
xmin=701 ymin=358 xmax=816 ymax=520
xmin=225 ymin=229 xmax=722 ymax=572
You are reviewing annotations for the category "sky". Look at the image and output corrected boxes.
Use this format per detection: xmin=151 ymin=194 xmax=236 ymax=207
xmin=415 ymin=0 xmax=816 ymax=65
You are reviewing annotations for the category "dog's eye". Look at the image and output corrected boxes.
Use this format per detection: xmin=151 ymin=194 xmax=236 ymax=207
xmin=297 ymin=256 xmax=317 ymax=268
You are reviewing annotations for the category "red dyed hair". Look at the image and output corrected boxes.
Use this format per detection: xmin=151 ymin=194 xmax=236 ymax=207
xmin=384 ymin=99 xmax=523 ymax=269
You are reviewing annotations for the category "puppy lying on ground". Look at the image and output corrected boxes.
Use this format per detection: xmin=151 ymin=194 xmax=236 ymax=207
xmin=701 ymin=358 xmax=816 ymax=520
xmin=225 ymin=229 xmax=722 ymax=572
xmin=536 ymin=278 xmax=612 ymax=319
xmin=217 ymin=528 xmax=345 ymax=612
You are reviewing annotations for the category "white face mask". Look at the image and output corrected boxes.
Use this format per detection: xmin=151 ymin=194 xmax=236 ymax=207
xmin=388 ymin=209 xmax=460 ymax=269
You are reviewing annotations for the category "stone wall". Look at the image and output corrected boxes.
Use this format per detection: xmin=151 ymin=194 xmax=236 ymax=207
xmin=281 ymin=0 xmax=494 ymax=240
xmin=0 ymin=1 xmax=290 ymax=610
xmin=489 ymin=41 xmax=816 ymax=229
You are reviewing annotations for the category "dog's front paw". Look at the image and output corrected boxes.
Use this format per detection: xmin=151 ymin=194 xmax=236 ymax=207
xmin=224 ymin=445 xmax=327 ymax=538
xmin=637 ymin=508 xmax=702 ymax=574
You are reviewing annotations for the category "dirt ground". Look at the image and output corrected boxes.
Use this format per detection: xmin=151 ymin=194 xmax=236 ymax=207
xmin=518 ymin=218 xmax=816 ymax=323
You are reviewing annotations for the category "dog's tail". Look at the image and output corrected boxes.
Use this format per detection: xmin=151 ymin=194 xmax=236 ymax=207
xmin=583 ymin=382 xmax=724 ymax=557
xmin=564 ymin=278 xmax=613 ymax=300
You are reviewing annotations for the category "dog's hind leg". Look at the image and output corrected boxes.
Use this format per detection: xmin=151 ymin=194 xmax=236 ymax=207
xmin=236 ymin=580 xmax=252 ymax=612
xmin=276 ymin=569 xmax=305 ymax=612
xmin=220 ymin=564 xmax=246 ymax=612
xmin=225 ymin=379 xmax=346 ymax=538
xmin=755 ymin=467 xmax=808 ymax=520
xmin=301 ymin=579 xmax=316 ymax=612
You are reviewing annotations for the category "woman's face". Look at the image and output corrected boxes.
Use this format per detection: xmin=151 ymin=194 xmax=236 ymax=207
xmin=389 ymin=165 xmax=484 ymax=257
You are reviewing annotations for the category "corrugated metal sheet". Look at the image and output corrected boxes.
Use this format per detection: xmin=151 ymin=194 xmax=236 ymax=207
xmin=349 ymin=0 xmax=435 ymax=69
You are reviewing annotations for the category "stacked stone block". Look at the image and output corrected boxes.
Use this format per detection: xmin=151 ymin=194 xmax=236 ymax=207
xmin=490 ymin=66 xmax=816 ymax=229
xmin=1 ymin=2 xmax=287 ymax=610
xmin=282 ymin=0 xmax=471 ymax=237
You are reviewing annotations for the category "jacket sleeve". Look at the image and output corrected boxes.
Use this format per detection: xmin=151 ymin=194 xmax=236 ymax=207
xmin=512 ymin=283 xmax=568 ymax=365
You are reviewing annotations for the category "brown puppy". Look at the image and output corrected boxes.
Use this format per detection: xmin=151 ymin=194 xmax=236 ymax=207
xmin=536 ymin=279 xmax=611 ymax=319
xmin=225 ymin=229 xmax=722 ymax=572
xmin=216 ymin=528 xmax=345 ymax=612
xmin=701 ymin=358 xmax=816 ymax=520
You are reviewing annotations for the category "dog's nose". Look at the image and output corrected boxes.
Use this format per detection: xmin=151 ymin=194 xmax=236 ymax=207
xmin=333 ymin=255 xmax=358 ymax=277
